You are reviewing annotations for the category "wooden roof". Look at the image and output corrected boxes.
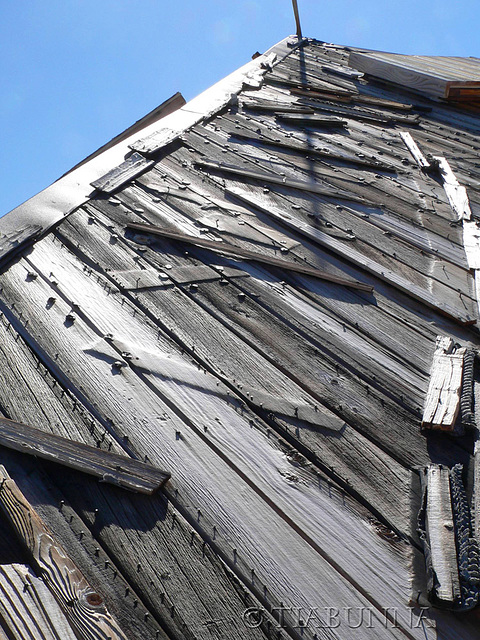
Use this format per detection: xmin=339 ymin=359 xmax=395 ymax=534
xmin=0 ymin=36 xmax=479 ymax=638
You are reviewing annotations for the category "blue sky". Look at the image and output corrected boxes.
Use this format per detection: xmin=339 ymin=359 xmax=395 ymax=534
xmin=0 ymin=1 xmax=478 ymax=216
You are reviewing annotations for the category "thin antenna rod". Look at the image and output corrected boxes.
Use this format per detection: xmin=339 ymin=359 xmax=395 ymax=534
xmin=292 ymin=0 xmax=303 ymax=39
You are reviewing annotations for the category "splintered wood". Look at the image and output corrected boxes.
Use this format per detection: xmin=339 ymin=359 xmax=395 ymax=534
xmin=424 ymin=465 xmax=461 ymax=604
xmin=422 ymin=337 xmax=466 ymax=431
xmin=0 ymin=467 xmax=128 ymax=640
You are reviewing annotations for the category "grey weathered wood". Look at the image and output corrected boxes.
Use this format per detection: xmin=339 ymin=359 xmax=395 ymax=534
xmin=424 ymin=465 xmax=461 ymax=603
xmin=463 ymin=221 xmax=480 ymax=270
xmin=0 ymin=417 xmax=170 ymax=493
xmin=0 ymin=312 xmax=267 ymax=640
xmin=422 ymin=337 xmax=465 ymax=431
xmin=129 ymin=127 xmax=182 ymax=155
xmin=229 ymin=131 xmax=397 ymax=172
xmin=194 ymin=159 xmax=368 ymax=204
xmin=0 ymin=466 xmax=128 ymax=640
xmin=91 ymin=152 xmax=154 ymax=194
xmin=126 ymin=221 xmax=374 ymax=291
xmin=399 ymin=131 xmax=431 ymax=169
xmin=241 ymin=100 xmax=315 ymax=114
xmin=435 ymin=156 xmax=473 ymax=221
xmin=226 ymin=187 xmax=476 ymax=325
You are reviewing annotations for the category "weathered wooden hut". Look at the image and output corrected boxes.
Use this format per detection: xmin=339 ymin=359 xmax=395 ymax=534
xmin=0 ymin=34 xmax=479 ymax=639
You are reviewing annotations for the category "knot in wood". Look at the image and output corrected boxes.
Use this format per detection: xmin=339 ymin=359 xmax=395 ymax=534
xmin=85 ymin=592 xmax=104 ymax=607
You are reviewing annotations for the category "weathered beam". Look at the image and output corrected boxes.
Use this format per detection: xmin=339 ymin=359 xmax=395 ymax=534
xmin=125 ymin=222 xmax=374 ymax=291
xmin=422 ymin=337 xmax=465 ymax=431
xmin=0 ymin=466 xmax=128 ymax=640
xmin=0 ymin=417 xmax=170 ymax=494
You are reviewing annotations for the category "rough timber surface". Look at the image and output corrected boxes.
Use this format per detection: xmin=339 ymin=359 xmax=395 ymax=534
xmin=0 ymin=36 xmax=480 ymax=640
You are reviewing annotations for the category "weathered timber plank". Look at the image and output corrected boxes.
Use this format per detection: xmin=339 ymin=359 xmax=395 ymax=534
xmin=129 ymin=127 xmax=182 ymax=155
xmin=0 ymin=417 xmax=170 ymax=494
xmin=423 ymin=465 xmax=461 ymax=603
xmin=348 ymin=52 xmax=451 ymax=99
xmin=400 ymin=131 xmax=431 ymax=169
xmin=0 ymin=466 xmax=128 ymax=640
xmin=138 ymin=152 xmax=474 ymax=350
xmin=434 ymin=156 xmax=473 ymax=221
xmin=194 ymin=159 xmax=369 ymax=203
xmin=61 ymin=209 xmax=345 ymax=430
xmin=0 ymin=564 xmax=78 ymax=640
xmin=462 ymin=220 xmax=480 ymax=270
xmin=226 ymin=187 xmax=476 ymax=325
xmin=130 ymin=158 xmax=467 ymax=367
xmin=422 ymin=337 xmax=465 ymax=431
xmin=173 ymin=138 xmax=474 ymax=301
xmin=189 ymin=122 xmax=470 ymax=270
xmin=212 ymin=129 xmax=470 ymax=272
xmin=126 ymin=221 xmax=374 ymax=291
xmin=91 ymin=152 xmax=154 ymax=194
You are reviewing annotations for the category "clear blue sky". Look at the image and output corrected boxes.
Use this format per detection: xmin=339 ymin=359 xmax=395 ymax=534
xmin=0 ymin=1 xmax=478 ymax=216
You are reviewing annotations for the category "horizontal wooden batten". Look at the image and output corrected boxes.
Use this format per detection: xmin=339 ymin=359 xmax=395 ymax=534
xmin=0 ymin=418 xmax=170 ymax=494
xmin=0 ymin=466 xmax=128 ymax=640
xmin=422 ymin=337 xmax=466 ymax=431
xmin=126 ymin=222 xmax=374 ymax=291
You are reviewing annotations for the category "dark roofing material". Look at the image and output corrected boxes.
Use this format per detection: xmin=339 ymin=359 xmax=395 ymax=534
xmin=0 ymin=36 xmax=479 ymax=639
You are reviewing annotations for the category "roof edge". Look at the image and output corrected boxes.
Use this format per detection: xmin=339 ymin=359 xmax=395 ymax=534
xmin=0 ymin=35 xmax=302 ymax=266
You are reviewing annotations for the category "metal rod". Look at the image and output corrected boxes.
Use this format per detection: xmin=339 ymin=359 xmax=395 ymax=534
xmin=292 ymin=0 xmax=303 ymax=39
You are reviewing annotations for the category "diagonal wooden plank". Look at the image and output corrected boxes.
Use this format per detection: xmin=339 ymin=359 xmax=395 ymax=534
xmin=194 ymin=159 xmax=368 ymax=204
xmin=0 ymin=417 xmax=170 ymax=494
xmin=125 ymin=221 xmax=374 ymax=291
xmin=0 ymin=466 xmax=128 ymax=640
